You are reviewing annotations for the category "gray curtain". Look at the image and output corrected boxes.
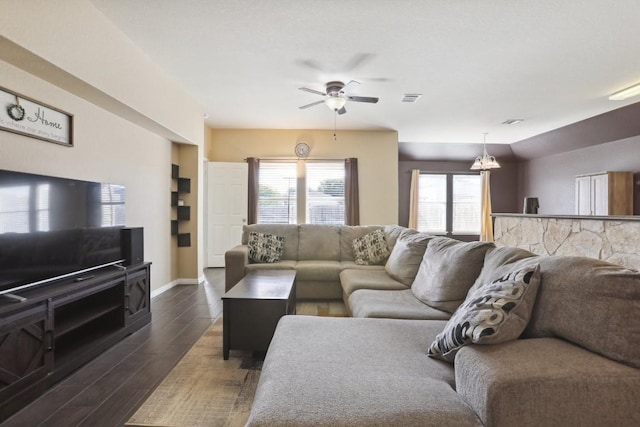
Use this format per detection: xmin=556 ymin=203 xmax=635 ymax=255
xmin=247 ymin=157 xmax=259 ymax=224
xmin=345 ymin=158 xmax=360 ymax=225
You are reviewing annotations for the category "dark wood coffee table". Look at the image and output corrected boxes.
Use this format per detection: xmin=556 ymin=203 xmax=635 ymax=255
xmin=222 ymin=270 xmax=296 ymax=359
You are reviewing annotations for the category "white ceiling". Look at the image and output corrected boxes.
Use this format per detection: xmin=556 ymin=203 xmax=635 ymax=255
xmin=90 ymin=0 xmax=640 ymax=144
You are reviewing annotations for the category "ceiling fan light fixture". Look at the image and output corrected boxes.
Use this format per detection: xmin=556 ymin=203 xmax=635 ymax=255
xmin=325 ymin=96 xmax=347 ymax=111
xmin=609 ymin=82 xmax=640 ymax=100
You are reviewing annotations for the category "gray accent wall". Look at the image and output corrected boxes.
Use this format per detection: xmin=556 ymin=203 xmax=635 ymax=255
xmin=518 ymin=136 xmax=640 ymax=215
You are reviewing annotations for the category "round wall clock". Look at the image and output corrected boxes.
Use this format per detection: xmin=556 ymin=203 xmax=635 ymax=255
xmin=295 ymin=142 xmax=311 ymax=158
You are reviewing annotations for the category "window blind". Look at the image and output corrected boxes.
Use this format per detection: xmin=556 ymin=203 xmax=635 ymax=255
xmin=417 ymin=174 xmax=447 ymax=233
xmin=258 ymin=162 xmax=297 ymax=224
xmin=417 ymin=173 xmax=481 ymax=235
xmin=306 ymin=162 xmax=345 ymax=225
xmin=452 ymin=175 xmax=481 ymax=234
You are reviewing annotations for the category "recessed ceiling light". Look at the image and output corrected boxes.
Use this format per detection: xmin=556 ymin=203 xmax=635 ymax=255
xmin=401 ymin=94 xmax=422 ymax=103
xmin=609 ymin=82 xmax=640 ymax=100
xmin=502 ymin=119 xmax=524 ymax=125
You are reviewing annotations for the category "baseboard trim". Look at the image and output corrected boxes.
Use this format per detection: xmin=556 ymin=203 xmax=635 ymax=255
xmin=151 ymin=275 xmax=206 ymax=299
xmin=176 ymin=275 xmax=205 ymax=285
xmin=151 ymin=280 xmax=179 ymax=298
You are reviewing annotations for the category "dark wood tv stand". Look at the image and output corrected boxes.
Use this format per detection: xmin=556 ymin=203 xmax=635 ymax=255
xmin=0 ymin=263 xmax=151 ymax=421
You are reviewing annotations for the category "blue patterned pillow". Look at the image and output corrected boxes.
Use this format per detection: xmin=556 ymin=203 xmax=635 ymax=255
xmin=428 ymin=264 xmax=541 ymax=362
xmin=352 ymin=229 xmax=390 ymax=265
xmin=248 ymin=232 xmax=284 ymax=263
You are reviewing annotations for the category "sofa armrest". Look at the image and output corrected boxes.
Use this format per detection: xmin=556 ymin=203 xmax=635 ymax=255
xmin=225 ymin=244 xmax=250 ymax=291
xmin=455 ymin=338 xmax=640 ymax=427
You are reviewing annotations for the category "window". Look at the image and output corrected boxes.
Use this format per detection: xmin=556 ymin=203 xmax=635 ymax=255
xmin=257 ymin=161 xmax=345 ymax=224
xmin=417 ymin=173 xmax=481 ymax=235
xmin=306 ymin=162 xmax=344 ymax=225
xmin=257 ymin=162 xmax=297 ymax=224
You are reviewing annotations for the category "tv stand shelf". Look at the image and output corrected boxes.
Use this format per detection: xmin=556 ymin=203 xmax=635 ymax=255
xmin=0 ymin=263 xmax=151 ymax=422
xmin=55 ymin=301 xmax=123 ymax=338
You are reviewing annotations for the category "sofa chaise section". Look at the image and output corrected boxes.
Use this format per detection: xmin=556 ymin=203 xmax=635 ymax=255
xmin=455 ymin=338 xmax=640 ymax=426
xmin=246 ymin=316 xmax=483 ymax=427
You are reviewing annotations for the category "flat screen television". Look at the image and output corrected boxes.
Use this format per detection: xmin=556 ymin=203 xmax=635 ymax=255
xmin=0 ymin=169 xmax=126 ymax=295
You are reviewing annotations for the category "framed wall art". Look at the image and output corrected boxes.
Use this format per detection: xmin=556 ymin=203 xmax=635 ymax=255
xmin=0 ymin=85 xmax=73 ymax=147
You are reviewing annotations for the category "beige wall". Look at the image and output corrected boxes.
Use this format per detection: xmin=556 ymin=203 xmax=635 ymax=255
xmin=207 ymin=128 xmax=399 ymax=224
xmin=176 ymin=144 xmax=204 ymax=280
xmin=0 ymin=1 xmax=205 ymax=290
xmin=0 ymin=0 xmax=203 ymax=144
xmin=0 ymin=60 xmax=173 ymax=292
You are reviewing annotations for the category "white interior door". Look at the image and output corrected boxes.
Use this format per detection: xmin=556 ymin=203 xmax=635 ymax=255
xmin=575 ymin=176 xmax=591 ymax=215
xmin=206 ymin=162 xmax=248 ymax=267
xmin=591 ymin=173 xmax=609 ymax=215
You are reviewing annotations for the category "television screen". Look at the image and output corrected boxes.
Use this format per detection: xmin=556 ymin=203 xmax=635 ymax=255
xmin=0 ymin=169 xmax=125 ymax=293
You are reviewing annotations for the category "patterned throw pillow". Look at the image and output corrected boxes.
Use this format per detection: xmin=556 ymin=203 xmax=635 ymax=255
xmin=428 ymin=264 xmax=541 ymax=362
xmin=352 ymin=229 xmax=390 ymax=265
xmin=248 ymin=232 xmax=284 ymax=263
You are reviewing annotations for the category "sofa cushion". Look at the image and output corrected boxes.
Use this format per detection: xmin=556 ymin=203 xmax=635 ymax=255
xmin=298 ymin=224 xmax=340 ymax=261
xmin=246 ymin=316 xmax=483 ymax=427
xmin=242 ymin=224 xmax=299 ymax=260
xmin=339 ymin=225 xmax=383 ymax=261
xmin=339 ymin=261 xmax=386 ymax=272
xmin=352 ymin=229 xmax=390 ymax=265
xmin=247 ymin=232 xmax=284 ymax=263
xmin=383 ymin=224 xmax=417 ymax=252
xmin=469 ymin=246 xmax=539 ymax=294
xmin=524 ymin=256 xmax=640 ymax=369
xmin=455 ymin=338 xmax=640 ymax=427
xmin=385 ymin=232 xmax=433 ymax=286
xmin=245 ymin=260 xmax=297 ymax=273
xmin=295 ymin=260 xmax=342 ymax=282
xmin=341 ymin=269 xmax=408 ymax=297
xmin=412 ymin=238 xmax=495 ymax=313
xmin=349 ymin=289 xmax=451 ymax=320
xmin=428 ymin=264 xmax=541 ymax=362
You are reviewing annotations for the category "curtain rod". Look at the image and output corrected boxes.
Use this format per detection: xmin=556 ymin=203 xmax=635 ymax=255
xmin=244 ymin=157 xmax=348 ymax=161
xmin=406 ymin=169 xmax=480 ymax=174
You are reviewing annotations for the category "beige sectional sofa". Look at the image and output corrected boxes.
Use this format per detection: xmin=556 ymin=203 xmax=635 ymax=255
xmin=225 ymin=223 xmax=389 ymax=299
xmin=226 ymin=224 xmax=640 ymax=426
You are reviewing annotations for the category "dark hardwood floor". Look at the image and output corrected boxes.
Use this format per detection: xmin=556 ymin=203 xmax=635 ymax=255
xmin=2 ymin=268 xmax=226 ymax=427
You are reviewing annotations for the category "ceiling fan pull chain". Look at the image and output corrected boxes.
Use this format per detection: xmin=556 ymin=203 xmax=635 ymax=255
xmin=334 ymin=111 xmax=337 ymax=142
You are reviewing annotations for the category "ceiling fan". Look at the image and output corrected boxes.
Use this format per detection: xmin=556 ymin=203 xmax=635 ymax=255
xmin=298 ymin=80 xmax=379 ymax=115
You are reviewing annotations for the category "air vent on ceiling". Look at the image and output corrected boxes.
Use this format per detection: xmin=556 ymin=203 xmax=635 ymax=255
xmin=401 ymin=93 xmax=422 ymax=103
xmin=502 ymin=118 xmax=524 ymax=125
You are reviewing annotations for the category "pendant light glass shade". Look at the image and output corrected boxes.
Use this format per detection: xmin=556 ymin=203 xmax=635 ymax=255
xmin=470 ymin=133 xmax=501 ymax=170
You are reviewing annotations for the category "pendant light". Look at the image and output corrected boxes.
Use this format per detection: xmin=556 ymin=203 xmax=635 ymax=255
xmin=471 ymin=133 xmax=500 ymax=170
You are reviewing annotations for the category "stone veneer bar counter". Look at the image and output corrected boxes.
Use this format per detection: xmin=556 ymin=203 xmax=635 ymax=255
xmin=493 ymin=213 xmax=640 ymax=272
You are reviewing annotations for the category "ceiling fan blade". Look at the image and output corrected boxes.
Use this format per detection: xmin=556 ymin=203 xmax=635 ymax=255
xmin=343 ymin=53 xmax=374 ymax=72
xmin=296 ymin=59 xmax=325 ymax=72
xmin=299 ymin=87 xmax=326 ymax=96
xmin=347 ymin=95 xmax=379 ymax=103
xmin=337 ymin=106 xmax=347 ymax=115
xmin=340 ymin=80 xmax=361 ymax=95
xmin=299 ymin=100 xmax=325 ymax=110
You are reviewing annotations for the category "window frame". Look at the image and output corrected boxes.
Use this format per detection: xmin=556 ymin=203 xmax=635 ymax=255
xmin=257 ymin=159 xmax=346 ymax=225
xmin=417 ymin=171 xmax=481 ymax=239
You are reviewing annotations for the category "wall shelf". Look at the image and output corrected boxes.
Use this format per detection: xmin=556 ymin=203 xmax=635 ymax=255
xmin=171 ymin=164 xmax=191 ymax=247
xmin=177 ymin=206 xmax=190 ymax=221
xmin=177 ymin=233 xmax=191 ymax=247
